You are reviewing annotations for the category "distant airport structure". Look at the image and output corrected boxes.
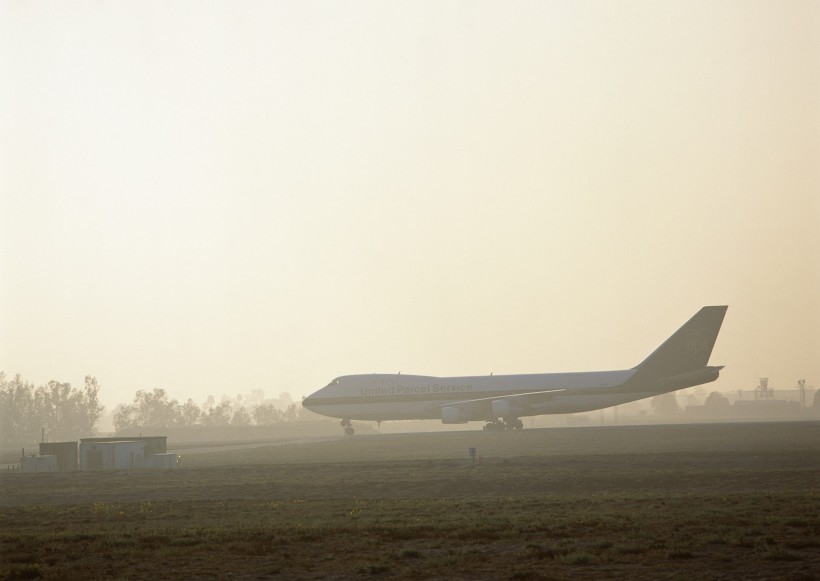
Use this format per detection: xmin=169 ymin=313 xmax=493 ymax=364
xmin=17 ymin=436 xmax=179 ymax=472
xmin=304 ymin=306 xmax=729 ymax=434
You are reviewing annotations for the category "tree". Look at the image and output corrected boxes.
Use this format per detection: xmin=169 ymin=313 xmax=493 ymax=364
xmin=46 ymin=380 xmax=84 ymax=440
xmin=114 ymin=388 xmax=180 ymax=430
xmin=0 ymin=373 xmax=33 ymax=443
xmin=80 ymin=376 xmax=105 ymax=436
xmin=4 ymin=374 xmax=35 ymax=443
xmin=252 ymin=403 xmax=282 ymax=425
xmin=176 ymin=398 xmax=201 ymax=427
xmin=113 ymin=404 xmax=138 ymax=432
xmin=284 ymin=403 xmax=299 ymax=422
xmin=231 ymin=407 xmax=252 ymax=426
xmin=134 ymin=389 xmax=179 ymax=427
xmin=201 ymin=401 xmax=232 ymax=426
xmin=0 ymin=372 xmax=105 ymax=444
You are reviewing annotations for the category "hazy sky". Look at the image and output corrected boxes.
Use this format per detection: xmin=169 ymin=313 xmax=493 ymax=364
xmin=2 ymin=1 xmax=818 ymax=409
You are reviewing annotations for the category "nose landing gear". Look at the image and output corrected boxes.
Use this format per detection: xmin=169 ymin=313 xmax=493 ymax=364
xmin=341 ymin=418 xmax=355 ymax=436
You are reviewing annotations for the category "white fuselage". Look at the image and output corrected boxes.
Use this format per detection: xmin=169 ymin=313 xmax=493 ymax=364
xmin=304 ymin=306 xmax=727 ymax=426
xmin=303 ymin=369 xmax=652 ymax=422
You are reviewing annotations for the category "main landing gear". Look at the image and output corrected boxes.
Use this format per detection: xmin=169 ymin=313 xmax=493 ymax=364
xmin=483 ymin=418 xmax=524 ymax=431
xmin=341 ymin=419 xmax=355 ymax=436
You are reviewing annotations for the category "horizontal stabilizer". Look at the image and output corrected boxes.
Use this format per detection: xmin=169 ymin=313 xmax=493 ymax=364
xmin=658 ymin=366 xmax=723 ymax=390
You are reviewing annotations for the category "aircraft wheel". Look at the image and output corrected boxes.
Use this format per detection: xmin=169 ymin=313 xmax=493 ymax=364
xmin=344 ymin=425 xmax=355 ymax=436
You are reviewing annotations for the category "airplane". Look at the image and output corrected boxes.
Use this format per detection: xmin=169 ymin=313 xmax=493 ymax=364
xmin=302 ymin=306 xmax=728 ymax=435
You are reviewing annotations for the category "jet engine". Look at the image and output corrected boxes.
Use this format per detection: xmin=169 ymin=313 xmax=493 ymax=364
xmin=441 ymin=406 xmax=469 ymax=424
xmin=491 ymin=399 xmax=512 ymax=418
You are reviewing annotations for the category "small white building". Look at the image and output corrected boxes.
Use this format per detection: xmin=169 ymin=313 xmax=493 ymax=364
xmin=20 ymin=455 xmax=57 ymax=473
xmin=80 ymin=440 xmax=146 ymax=471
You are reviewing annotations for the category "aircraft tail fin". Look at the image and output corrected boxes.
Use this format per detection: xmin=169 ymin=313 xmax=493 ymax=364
xmin=633 ymin=306 xmax=727 ymax=379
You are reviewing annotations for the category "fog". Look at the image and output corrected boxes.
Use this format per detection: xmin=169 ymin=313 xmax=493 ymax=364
xmin=1 ymin=1 xmax=818 ymax=411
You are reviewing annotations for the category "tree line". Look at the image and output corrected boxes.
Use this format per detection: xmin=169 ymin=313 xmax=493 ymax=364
xmin=112 ymin=388 xmax=308 ymax=431
xmin=0 ymin=372 xmax=104 ymax=446
xmin=1 ymin=372 xmax=313 ymax=446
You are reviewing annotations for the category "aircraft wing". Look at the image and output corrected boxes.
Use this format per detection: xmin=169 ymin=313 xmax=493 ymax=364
xmin=437 ymin=389 xmax=567 ymax=408
xmin=429 ymin=388 xmax=567 ymax=418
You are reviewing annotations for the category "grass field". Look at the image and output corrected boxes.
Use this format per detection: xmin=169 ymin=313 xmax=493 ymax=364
xmin=2 ymin=421 xmax=818 ymax=580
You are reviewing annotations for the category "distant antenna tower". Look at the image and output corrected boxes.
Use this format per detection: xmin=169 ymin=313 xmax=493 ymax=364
xmin=797 ymin=379 xmax=806 ymax=409
xmin=755 ymin=377 xmax=774 ymax=400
